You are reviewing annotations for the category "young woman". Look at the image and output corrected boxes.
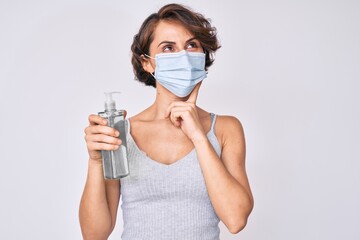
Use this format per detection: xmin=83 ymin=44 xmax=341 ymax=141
xmin=79 ymin=4 xmax=253 ymax=240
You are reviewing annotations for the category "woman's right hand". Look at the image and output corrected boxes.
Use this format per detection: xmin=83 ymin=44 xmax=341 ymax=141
xmin=84 ymin=114 xmax=122 ymax=162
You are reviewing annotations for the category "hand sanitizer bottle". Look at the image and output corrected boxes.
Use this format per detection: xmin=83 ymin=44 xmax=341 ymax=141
xmin=98 ymin=92 xmax=129 ymax=179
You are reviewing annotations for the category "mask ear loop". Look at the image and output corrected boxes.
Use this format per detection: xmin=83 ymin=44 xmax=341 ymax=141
xmin=144 ymin=54 xmax=155 ymax=59
xmin=141 ymin=54 xmax=156 ymax=79
xmin=203 ymin=49 xmax=209 ymax=75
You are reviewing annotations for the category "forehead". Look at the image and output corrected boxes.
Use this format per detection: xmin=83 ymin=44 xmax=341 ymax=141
xmin=152 ymin=20 xmax=194 ymax=42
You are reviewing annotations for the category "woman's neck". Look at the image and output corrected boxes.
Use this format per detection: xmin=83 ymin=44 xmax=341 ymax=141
xmin=133 ymin=84 xmax=204 ymax=122
xmin=152 ymin=87 xmax=188 ymax=119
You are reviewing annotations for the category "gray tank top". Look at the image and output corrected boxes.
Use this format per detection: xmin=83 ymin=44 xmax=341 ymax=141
xmin=120 ymin=113 xmax=221 ymax=240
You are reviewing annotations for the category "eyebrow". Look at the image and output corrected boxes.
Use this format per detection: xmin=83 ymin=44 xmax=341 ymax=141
xmin=157 ymin=37 xmax=198 ymax=48
xmin=157 ymin=41 xmax=176 ymax=47
xmin=185 ymin=37 xmax=197 ymax=43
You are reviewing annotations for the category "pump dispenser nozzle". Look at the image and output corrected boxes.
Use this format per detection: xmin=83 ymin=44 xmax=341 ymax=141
xmin=104 ymin=92 xmax=121 ymax=111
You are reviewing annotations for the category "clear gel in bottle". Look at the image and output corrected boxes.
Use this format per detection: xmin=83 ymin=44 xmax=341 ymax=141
xmin=98 ymin=92 xmax=129 ymax=179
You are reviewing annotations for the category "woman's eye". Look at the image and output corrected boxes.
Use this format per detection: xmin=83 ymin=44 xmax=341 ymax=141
xmin=187 ymin=42 xmax=198 ymax=49
xmin=163 ymin=45 xmax=174 ymax=52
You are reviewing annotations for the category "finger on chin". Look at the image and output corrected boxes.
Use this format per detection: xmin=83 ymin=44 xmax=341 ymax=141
xmin=187 ymin=81 xmax=202 ymax=104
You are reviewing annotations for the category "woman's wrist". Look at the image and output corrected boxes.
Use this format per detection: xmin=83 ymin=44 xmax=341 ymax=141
xmin=88 ymin=158 xmax=103 ymax=167
xmin=191 ymin=133 xmax=209 ymax=147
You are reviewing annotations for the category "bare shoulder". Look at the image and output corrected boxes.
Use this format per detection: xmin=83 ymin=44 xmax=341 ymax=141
xmin=216 ymin=115 xmax=243 ymax=128
xmin=215 ymin=115 xmax=245 ymax=142
xmin=128 ymin=109 xmax=149 ymax=122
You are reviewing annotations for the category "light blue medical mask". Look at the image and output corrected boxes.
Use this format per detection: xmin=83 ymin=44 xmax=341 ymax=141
xmin=146 ymin=50 xmax=207 ymax=97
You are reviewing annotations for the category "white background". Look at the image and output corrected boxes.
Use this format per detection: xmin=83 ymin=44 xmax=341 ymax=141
xmin=1 ymin=0 xmax=359 ymax=239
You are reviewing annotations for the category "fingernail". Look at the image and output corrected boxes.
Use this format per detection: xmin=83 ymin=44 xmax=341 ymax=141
xmin=115 ymin=131 xmax=120 ymax=136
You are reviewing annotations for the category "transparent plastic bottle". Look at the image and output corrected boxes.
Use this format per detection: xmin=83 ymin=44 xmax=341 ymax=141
xmin=98 ymin=92 xmax=129 ymax=179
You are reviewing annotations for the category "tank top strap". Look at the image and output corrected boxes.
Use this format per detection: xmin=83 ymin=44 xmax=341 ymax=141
xmin=125 ymin=118 xmax=131 ymax=137
xmin=210 ymin=113 xmax=217 ymax=132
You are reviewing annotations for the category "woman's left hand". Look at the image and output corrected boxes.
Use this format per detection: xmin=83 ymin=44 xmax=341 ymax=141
xmin=165 ymin=83 xmax=207 ymax=142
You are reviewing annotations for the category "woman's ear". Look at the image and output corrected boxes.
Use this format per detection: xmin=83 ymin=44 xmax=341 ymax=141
xmin=141 ymin=55 xmax=155 ymax=74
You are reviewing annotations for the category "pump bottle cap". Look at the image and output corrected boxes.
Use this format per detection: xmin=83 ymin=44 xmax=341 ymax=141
xmin=104 ymin=92 xmax=121 ymax=111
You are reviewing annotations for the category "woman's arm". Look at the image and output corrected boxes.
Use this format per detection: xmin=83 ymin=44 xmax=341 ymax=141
xmin=79 ymin=161 xmax=120 ymax=239
xmin=194 ymin=115 xmax=253 ymax=234
xmin=79 ymin=115 xmax=122 ymax=240
xmin=166 ymin=84 xmax=253 ymax=233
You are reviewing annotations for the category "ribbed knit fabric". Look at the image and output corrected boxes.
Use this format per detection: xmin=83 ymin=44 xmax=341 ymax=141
xmin=120 ymin=113 xmax=221 ymax=240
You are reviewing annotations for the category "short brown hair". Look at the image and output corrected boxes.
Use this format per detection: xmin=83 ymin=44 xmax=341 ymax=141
xmin=131 ymin=3 xmax=221 ymax=87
